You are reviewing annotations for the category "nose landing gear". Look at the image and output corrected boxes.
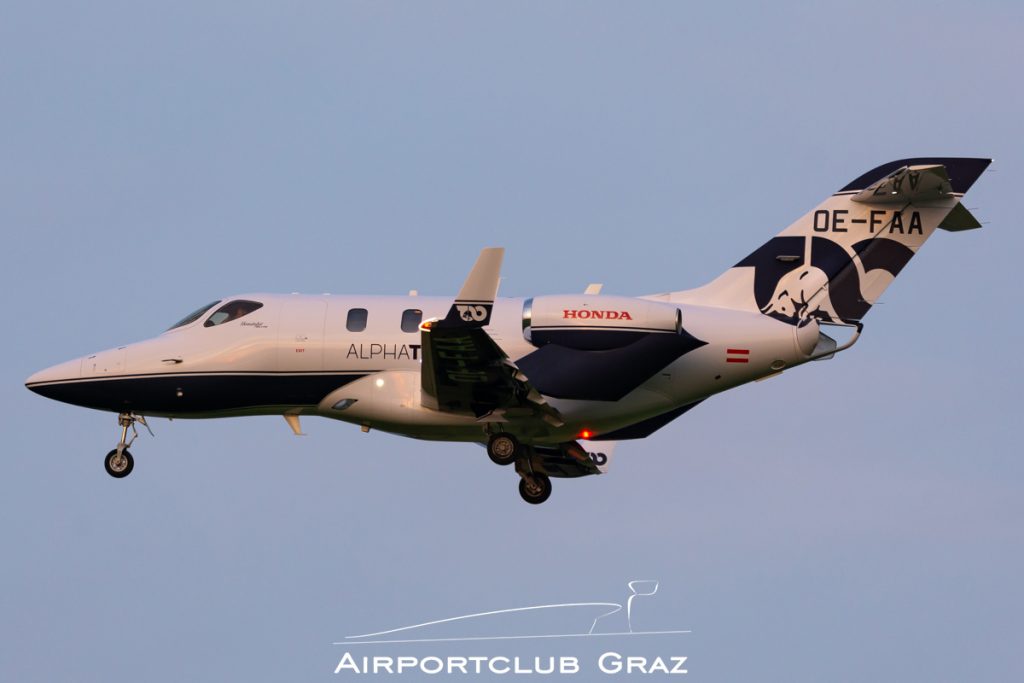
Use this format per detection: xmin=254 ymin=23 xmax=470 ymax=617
xmin=104 ymin=448 xmax=134 ymax=478
xmin=104 ymin=413 xmax=150 ymax=479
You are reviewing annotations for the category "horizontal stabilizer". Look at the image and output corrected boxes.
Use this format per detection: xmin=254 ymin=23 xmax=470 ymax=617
xmin=938 ymin=202 xmax=983 ymax=231
xmin=840 ymin=157 xmax=991 ymax=194
xmin=850 ymin=164 xmax=954 ymax=204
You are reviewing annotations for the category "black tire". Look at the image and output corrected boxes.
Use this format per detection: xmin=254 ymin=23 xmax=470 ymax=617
xmin=518 ymin=473 xmax=552 ymax=505
xmin=487 ymin=434 xmax=519 ymax=466
xmin=104 ymin=449 xmax=134 ymax=478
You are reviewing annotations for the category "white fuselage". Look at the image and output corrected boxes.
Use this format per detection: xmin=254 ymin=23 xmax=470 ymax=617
xmin=26 ymin=292 xmax=819 ymax=445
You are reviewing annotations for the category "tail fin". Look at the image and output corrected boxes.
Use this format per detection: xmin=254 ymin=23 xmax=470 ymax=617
xmin=678 ymin=158 xmax=991 ymax=324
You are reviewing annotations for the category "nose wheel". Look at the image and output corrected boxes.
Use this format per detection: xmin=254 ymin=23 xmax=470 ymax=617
xmin=104 ymin=413 xmax=150 ymax=479
xmin=104 ymin=449 xmax=134 ymax=478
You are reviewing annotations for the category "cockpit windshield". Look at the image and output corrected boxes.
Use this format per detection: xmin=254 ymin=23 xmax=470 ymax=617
xmin=204 ymin=300 xmax=264 ymax=327
xmin=168 ymin=301 xmax=220 ymax=331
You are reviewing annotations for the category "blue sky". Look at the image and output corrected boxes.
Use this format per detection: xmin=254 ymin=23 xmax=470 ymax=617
xmin=2 ymin=2 xmax=1022 ymax=681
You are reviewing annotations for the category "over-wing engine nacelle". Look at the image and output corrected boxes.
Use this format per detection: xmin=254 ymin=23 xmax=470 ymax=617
xmin=522 ymin=295 xmax=683 ymax=350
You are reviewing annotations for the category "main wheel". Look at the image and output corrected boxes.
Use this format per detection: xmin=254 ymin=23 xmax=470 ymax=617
xmin=104 ymin=449 xmax=134 ymax=478
xmin=518 ymin=473 xmax=552 ymax=505
xmin=487 ymin=434 xmax=519 ymax=466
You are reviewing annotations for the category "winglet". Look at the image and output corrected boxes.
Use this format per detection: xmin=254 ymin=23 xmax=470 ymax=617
xmin=441 ymin=247 xmax=504 ymax=327
xmin=579 ymin=439 xmax=616 ymax=474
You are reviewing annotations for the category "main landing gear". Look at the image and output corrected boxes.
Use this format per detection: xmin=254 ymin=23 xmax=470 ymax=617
xmin=488 ymin=436 xmax=604 ymax=504
xmin=486 ymin=433 xmax=552 ymax=503
xmin=518 ymin=472 xmax=552 ymax=505
xmin=486 ymin=433 xmax=519 ymax=466
xmin=104 ymin=412 xmax=150 ymax=479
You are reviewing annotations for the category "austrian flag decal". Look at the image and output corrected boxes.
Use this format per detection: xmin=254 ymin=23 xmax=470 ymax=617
xmin=726 ymin=348 xmax=750 ymax=363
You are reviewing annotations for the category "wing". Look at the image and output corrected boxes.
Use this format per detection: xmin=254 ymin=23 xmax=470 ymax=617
xmin=420 ymin=248 xmax=563 ymax=427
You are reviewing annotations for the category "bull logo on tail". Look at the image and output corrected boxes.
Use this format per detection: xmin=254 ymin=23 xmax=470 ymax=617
xmin=735 ymin=236 xmax=915 ymax=325
xmin=759 ymin=265 xmax=841 ymax=321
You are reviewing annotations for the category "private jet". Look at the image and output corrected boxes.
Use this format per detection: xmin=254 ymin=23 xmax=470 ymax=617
xmin=26 ymin=158 xmax=990 ymax=503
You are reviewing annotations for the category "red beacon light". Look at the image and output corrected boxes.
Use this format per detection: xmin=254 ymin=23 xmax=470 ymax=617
xmin=579 ymin=430 xmax=592 ymax=439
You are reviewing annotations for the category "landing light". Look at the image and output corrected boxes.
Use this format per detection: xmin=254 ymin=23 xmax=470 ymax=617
xmin=375 ymin=378 xmax=385 ymax=388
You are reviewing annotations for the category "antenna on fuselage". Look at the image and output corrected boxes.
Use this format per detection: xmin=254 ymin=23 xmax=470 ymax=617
xmin=283 ymin=413 xmax=306 ymax=436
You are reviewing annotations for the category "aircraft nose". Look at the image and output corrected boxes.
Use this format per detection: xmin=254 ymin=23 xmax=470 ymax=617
xmin=25 ymin=358 xmax=83 ymax=393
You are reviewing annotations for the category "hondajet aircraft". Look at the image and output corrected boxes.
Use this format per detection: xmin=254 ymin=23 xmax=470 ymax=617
xmin=26 ymin=158 xmax=990 ymax=503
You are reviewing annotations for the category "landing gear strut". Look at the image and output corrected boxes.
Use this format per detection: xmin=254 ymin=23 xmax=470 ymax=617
xmin=486 ymin=433 xmax=519 ymax=466
xmin=104 ymin=413 xmax=149 ymax=479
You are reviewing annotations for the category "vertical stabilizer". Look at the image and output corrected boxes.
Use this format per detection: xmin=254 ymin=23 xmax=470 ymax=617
xmin=673 ymin=158 xmax=991 ymax=325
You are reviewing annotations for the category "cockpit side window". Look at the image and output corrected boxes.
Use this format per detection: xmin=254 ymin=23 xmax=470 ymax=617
xmin=168 ymin=301 xmax=221 ymax=330
xmin=204 ymin=300 xmax=264 ymax=327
